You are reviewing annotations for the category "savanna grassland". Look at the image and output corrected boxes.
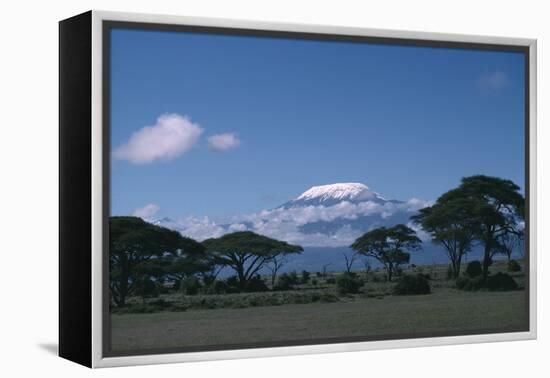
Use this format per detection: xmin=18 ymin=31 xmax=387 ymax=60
xmin=110 ymin=260 xmax=528 ymax=352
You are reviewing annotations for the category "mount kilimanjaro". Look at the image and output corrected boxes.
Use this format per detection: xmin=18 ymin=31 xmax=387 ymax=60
xmin=279 ymin=183 xmax=400 ymax=208
xmin=153 ymin=182 xmax=429 ymax=248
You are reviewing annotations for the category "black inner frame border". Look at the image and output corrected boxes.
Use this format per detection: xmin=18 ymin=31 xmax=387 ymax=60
xmin=102 ymin=19 xmax=531 ymax=358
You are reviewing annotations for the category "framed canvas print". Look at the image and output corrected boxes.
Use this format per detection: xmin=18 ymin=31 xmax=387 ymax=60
xmin=59 ymin=10 xmax=537 ymax=368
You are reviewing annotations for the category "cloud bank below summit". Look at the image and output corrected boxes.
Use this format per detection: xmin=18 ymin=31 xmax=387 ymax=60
xmin=148 ymin=195 xmax=432 ymax=247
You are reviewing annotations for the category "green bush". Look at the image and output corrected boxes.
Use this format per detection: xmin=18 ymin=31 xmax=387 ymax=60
xmin=211 ymin=280 xmax=228 ymax=294
xmin=393 ymin=274 xmax=431 ymax=295
xmin=245 ymin=275 xmax=269 ymax=292
xmin=112 ymin=299 xmax=173 ymax=314
xmin=223 ymin=276 xmax=242 ymax=293
xmin=336 ymin=272 xmax=362 ymax=295
xmin=133 ymin=277 xmax=160 ymax=301
xmin=326 ymin=277 xmax=336 ymax=284
xmin=148 ymin=298 xmax=172 ymax=309
xmin=508 ymin=260 xmax=521 ymax=272
xmin=487 ymin=272 xmax=518 ymax=291
xmin=274 ymin=273 xmax=296 ymax=291
xmin=115 ymin=304 xmax=157 ymax=314
xmin=394 ymin=267 xmax=403 ymax=278
xmin=319 ymin=292 xmax=339 ymax=302
xmin=455 ymin=276 xmax=485 ymax=291
xmin=180 ymin=276 xmax=202 ymax=295
xmin=202 ymin=274 xmax=216 ymax=286
xmin=446 ymin=265 xmax=454 ymax=280
xmin=465 ymin=261 xmax=483 ymax=278
xmin=370 ymin=273 xmax=383 ymax=283
xmin=301 ymin=270 xmax=311 ymax=283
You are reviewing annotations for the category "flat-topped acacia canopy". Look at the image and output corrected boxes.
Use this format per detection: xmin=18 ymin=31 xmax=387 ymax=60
xmin=203 ymin=231 xmax=303 ymax=290
xmin=203 ymin=231 xmax=303 ymax=255
xmin=109 ymin=216 xmax=208 ymax=306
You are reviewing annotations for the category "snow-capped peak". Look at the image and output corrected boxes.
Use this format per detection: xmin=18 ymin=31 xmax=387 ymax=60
xmin=278 ymin=182 xmax=392 ymax=209
xmin=296 ymin=183 xmax=376 ymax=202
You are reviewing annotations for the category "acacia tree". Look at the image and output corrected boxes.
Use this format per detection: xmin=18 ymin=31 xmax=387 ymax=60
xmin=109 ymin=216 xmax=186 ymax=307
xmin=412 ymin=197 xmax=477 ymax=278
xmin=439 ymin=175 xmax=524 ymax=278
xmin=351 ymin=224 xmax=421 ymax=282
xmin=322 ymin=263 xmax=332 ymax=277
xmin=497 ymin=229 xmax=525 ymax=263
xmin=202 ymin=231 xmax=303 ymax=291
xmin=342 ymin=250 xmax=359 ymax=273
xmin=161 ymin=237 xmax=214 ymax=288
xmin=266 ymin=254 xmax=288 ymax=287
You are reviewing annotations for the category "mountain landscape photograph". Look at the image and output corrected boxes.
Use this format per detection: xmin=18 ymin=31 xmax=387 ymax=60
xmin=107 ymin=26 xmax=528 ymax=354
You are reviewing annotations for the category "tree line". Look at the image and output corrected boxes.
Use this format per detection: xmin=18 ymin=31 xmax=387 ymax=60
xmin=110 ymin=175 xmax=525 ymax=307
xmin=110 ymin=220 xmax=303 ymax=307
xmin=349 ymin=175 xmax=524 ymax=281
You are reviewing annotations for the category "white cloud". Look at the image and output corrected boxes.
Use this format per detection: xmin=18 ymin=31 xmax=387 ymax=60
xmin=477 ymin=71 xmax=510 ymax=91
xmin=161 ymin=198 xmax=432 ymax=247
xmin=114 ymin=113 xmax=203 ymax=164
xmin=207 ymin=133 xmax=241 ymax=151
xmin=133 ymin=203 xmax=160 ymax=219
xmin=228 ymin=223 xmax=248 ymax=232
xmin=406 ymin=221 xmax=432 ymax=242
xmin=176 ymin=216 xmax=226 ymax=241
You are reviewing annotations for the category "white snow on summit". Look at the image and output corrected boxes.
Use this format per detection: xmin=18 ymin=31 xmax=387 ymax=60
xmin=296 ymin=183 xmax=381 ymax=202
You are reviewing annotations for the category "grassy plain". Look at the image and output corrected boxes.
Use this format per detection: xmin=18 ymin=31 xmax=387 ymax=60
xmin=111 ymin=261 xmax=528 ymax=352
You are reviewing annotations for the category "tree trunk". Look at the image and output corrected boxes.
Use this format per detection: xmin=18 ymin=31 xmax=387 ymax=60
xmin=455 ymin=254 xmax=463 ymax=278
xmin=482 ymin=243 xmax=491 ymax=279
xmin=387 ymin=265 xmax=393 ymax=282
xmin=112 ymin=282 xmax=127 ymax=307
xmin=448 ymin=256 xmax=461 ymax=279
xmin=236 ymin=265 xmax=247 ymax=291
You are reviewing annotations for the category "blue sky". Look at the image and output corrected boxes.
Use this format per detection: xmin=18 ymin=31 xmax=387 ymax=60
xmin=110 ymin=28 xmax=525 ymax=219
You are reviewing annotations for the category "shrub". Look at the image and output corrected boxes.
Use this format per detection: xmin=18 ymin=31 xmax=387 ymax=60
xmin=301 ymin=270 xmax=311 ymax=283
xmin=319 ymin=292 xmax=340 ymax=302
xmin=274 ymin=273 xmax=296 ymax=291
xmin=180 ymin=276 xmax=202 ymax=295
xmin=288 ymin=271 xmax=300 ymax=285
xmin=133 ymin=277 xmax=160 ymax=302
xmin=394 ymin=267 xmax=403 ymax=278
xmin=212 ymin=280 xmax=228 ymax=294
xmin=155 ymin=283 xmax=170 ymax=294
xmin=245 ymin=275 xmax=269 ymax=292
xmin=224 ymin=276 xmax=241 ymax=293
xmin=202 ymin=274 xmax=216 ymax=286
xmin=508 ymin=260 xmax=521 ymax=272
xmin=336 ymin=272 xmax=362 ymax=295
xmin=148 ymin=298 xmax=172 ymax=309
xmin=465 ymin=261 xmax=483 ymax=278
xmin=446 ymin=265 xmax=454 ymax=280
xmin=370 ymin=274 xmax=383 ymax=283
xmin=487 ymin=273 xmax=518 ymax=291
xmin=393 ymin=274 xmax=431 ymax=295
xmin=311 ymin=278 xmax=318 ymax=286
xmin=116 ymin=304 xmax=157 ymax=314
xmin=112 ymin=300 xmax=172 ymax=314
xmin=418 ymin=273 xmax=431 ymax=281
xmin=455 ymin=276 xmax=485 ymax=291
xmin=326 ymin=277 xmax=336 ymax=284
